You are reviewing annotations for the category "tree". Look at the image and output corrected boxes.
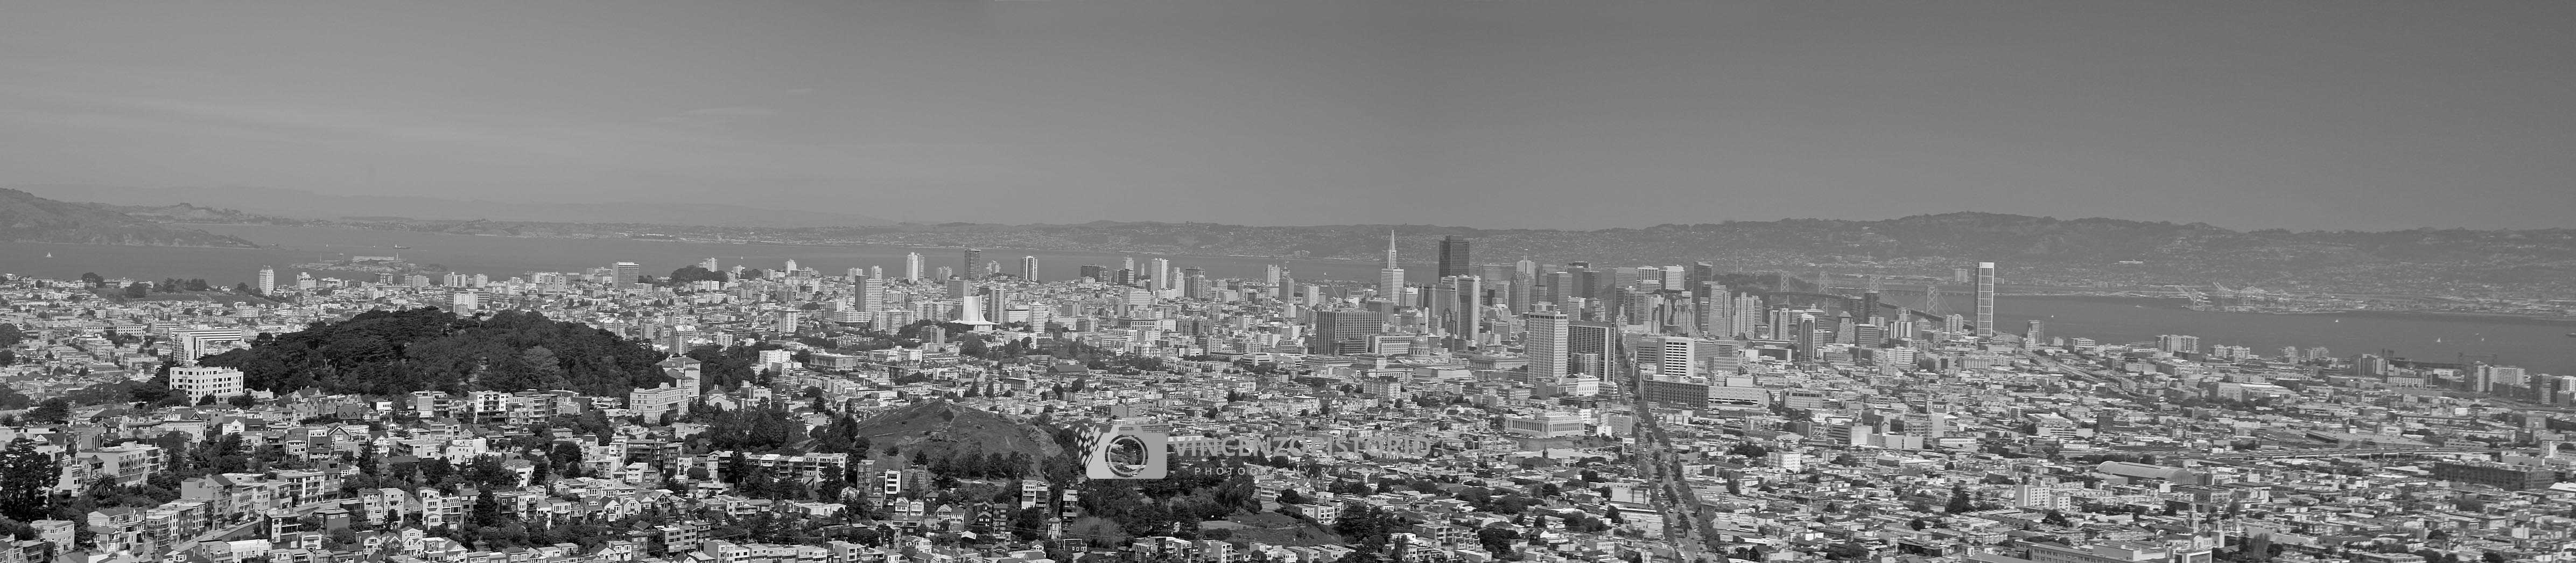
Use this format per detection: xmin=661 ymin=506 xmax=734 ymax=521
xmin=26 ymin=399 xmax=68 ymax=424
xmin=0 ymin=438 xmax=55 ymax=520
xmin=123 ymin=282 xmax=150 ymax=298
xmin=0 ymin=324 xmax=20 ymax=347
xmin=1945 ymin=484 xmax=1974 ymax=513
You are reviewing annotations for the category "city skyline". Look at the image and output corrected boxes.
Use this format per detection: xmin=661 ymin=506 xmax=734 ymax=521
xmin=5 ymin=2 xmax=2573 ymax=231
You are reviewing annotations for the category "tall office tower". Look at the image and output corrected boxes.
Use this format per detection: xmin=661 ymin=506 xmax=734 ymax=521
xmin=1861 ymin=288 xmax=1882 ymax=324
xmin=1441 ymin=276 xmax=1483 ymax=348
xmin=846 ymin=268 xmax=865 ymax=280
xmin=1148 ymin=258 xmax=1173 ymax=289
xmin=2024 ymin=320 xmax=2046 ymax=343
xmin=1112 ymin=269 xmax=1135 ymax=287
xmin=1377 ymin=267 xmax=1408 ymax=300
xmin=1643 ymin=335 xmax=1696 ymax=378
xmin=1182 ymin=268 xmax=1206 ymax=298
xmin=1557 ymin=319 xmax=1609 ymax=378
xmin=1020 ymin=256 xmax=1040 ymax=281
xmin=963 ymin=249 xmax=985 ymax=279
xmin=1436 ymin=235 xmax=1472 ymax=279
xmin=1943 ymin=314 xmax=1966 ymax=334
xmin=1301 ymin=284 xmax=1323 ymax=306
xmin=869 ymin=266 xmax=883 ymax=279
xmin=1535 ymin=271 xmax=1564 ymax=304
xmin=612 ymin=262 xmax=641 ymax=289
xmin=1974 ymin=262 xmax=1997 ymax=337
xmin=1523 ymin=309 xmax=1568 ymax=382
xmin=1079 ymin=265 xmax=1107 ymax=282
xmin=859 ymin=276 xmax=886 ymax=312
xmin=904 ymin=253 xmax=926 ymax=281
xmin=700 ymin=257 xmax=721 ymax=271
xmin=1688 ymin=262 xmax=1716 ymax=292
xmin=443 ymin=272 xmax=467 ymax=288
xmin=933 ymin=266 xmax=953 ymax=281
xmin=1732 ymin=294 xmax=1761 ymax=338
xmin=784 ymin=259 xmax=799 ymax=273
xmin=1121 ymin=256 xmax=1137 ymax=275
xmin=256 ymin=267 xmax=275 ymax=294
xmin=1507 ymin=272 xmax=1534 ymax=314
xmin=1264 ymin=264 xmax=1284 ymax=287
xmin=1276 ymin=275 xmax=1296 ymax=301
xmin=1310 ymin=310 xmax=1388 ymax=356
xmin=946 ymin=277 xmax=973 ymax=300
xmin=1659 ymin=266 xmax=1685 ymax=292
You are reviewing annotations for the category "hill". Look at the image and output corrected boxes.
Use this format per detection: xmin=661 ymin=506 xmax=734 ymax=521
xmin=848 ymin=400 xmax=1064 ymax=464
xmin=0 ymin=188 xmax=259 ymax=247
xmin=14 ymin=184 xmax=893 ymax=227
xmin=196 ymin=307 xmax=671 ymax=397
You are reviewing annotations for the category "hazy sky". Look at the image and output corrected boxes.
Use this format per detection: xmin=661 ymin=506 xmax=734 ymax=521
xmin=4 ymin=1 xmax=2570 ymax=230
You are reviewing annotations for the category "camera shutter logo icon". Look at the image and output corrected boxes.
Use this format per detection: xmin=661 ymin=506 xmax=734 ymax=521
xmin=1083 ymin=419 xmax=1168 ymax=479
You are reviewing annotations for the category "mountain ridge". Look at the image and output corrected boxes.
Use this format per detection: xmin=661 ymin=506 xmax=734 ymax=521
xmin=0 ymin=189 xmax=259 ymax=248
xmin=13 ymin=184 xmax=894 ymax=228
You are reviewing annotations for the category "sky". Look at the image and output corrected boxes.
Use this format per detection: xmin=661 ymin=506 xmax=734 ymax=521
xmin=3 ymin=1 xmax=2571 ymax=231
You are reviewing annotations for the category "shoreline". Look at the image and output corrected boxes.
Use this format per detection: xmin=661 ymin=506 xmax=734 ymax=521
xmin=2002 ymin=293 xmax=2576 ymax=325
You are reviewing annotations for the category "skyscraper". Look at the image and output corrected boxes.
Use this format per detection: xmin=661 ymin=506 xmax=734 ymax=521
xmin=904 ymin=253 xmax=926 ymax=282
xmin=947 ymin=277 xmax=973 ymax=300
xmin=1436 ymin=235 xmax=1471 ymax=279
xmin=1440 ymin=275 xmax=1482 ymax=349
xmin=859 ymin=276 xmax=886 ymax=312
xmin=963 ymin=249 xmax=985 ymax=280
xmin=612 ymin=262 xmax=641 ymax=289
xmin=1147 ymin=258 xmax=1173 ymax=289
xmin=1264 ymin=264 xmax=1284 ymax=287
xmin=1378 ymin=231 xmax=1406 ymax=297
xmin=1523 ymin=309 xmax=1568 ymax=383
xmin=1020 ymin=256 xmax=1040 ymax=281
xmin=1079 ymin=265 xmax=1106 ymax=282
xmin=1975 ymin=262 xmax=1997 ymax=338
xmin=256 ymin=266 xmax=275 ymax=295
xmin=1182 ymin=268 xmax=1206 ymax=298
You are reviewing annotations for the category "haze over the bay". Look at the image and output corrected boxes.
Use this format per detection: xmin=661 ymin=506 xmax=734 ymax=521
xmin=4 ymin=1 xmax=2571 ymax=230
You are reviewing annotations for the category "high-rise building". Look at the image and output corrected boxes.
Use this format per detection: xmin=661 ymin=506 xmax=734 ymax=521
xmin=1182 ymin=268 xmax=1207 ymax=298
xmin=947 ymin=277 xmax=973 ymax=300
xmin=1378 ymin=232 xmax=1406 ymax=297
xmin=904 ymin=253 xmax=926 ymax=281
xmin=1436 ymin=235 xmax=1471 ymax=279
xmin=700 ymin=257 xmax=721 ymax=271
xmin=1522 ymin=309 xmax=1568 ymax=383
xmin=1148 ymin=258 xmax=1173 ymax=289
xmin=1079 ymin=265 xmax=1106 ymax=282
xmin=1020 ymin=256 xmax=1040 ymax=281
xmin=1265 ymin=264 xmax=1285 ymax=287
xmin=859 ymin=276 xmax=886 ymax=312
xmin=1440 ymin=275 xmax=1482 ymax=349
xmin=613 ymin=262 xmax=641 ymax=289
xmin=783 ymin=259 xmax=799 ymax=273
xmin=1565 ymin=321 xmax=1615 ymax=377
xmin=1310 ymin=310 xmax=1387 ymax=356
xmin=963 ymin=249 xmax=985 ymax=280
xmin=935 ymin=266 xmax=954 ymax=281
xmin=1975 ymin=262 xmax=1996 ymax=337
xmin=256 ymin=267 xmax=275 ymax=295
xmin=2024 ymin=320 xmax=2046 ymax=343
xmin=2156 ymin=335 xmax=2201 ymax=355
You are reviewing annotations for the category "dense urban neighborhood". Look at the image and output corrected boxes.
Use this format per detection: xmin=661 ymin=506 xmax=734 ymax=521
xmin=1 ymin=240 xmax=2571 ymax=563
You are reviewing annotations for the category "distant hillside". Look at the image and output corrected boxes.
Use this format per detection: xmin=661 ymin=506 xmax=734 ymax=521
xmin=13 ymin=184 xmax=893 ymax=228
xmin=0 ymin=189 xmax=259 ymax=247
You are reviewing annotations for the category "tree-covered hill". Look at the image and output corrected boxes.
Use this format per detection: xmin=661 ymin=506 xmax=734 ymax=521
xmin=199 ymin=308 xmax=671 ymax=397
